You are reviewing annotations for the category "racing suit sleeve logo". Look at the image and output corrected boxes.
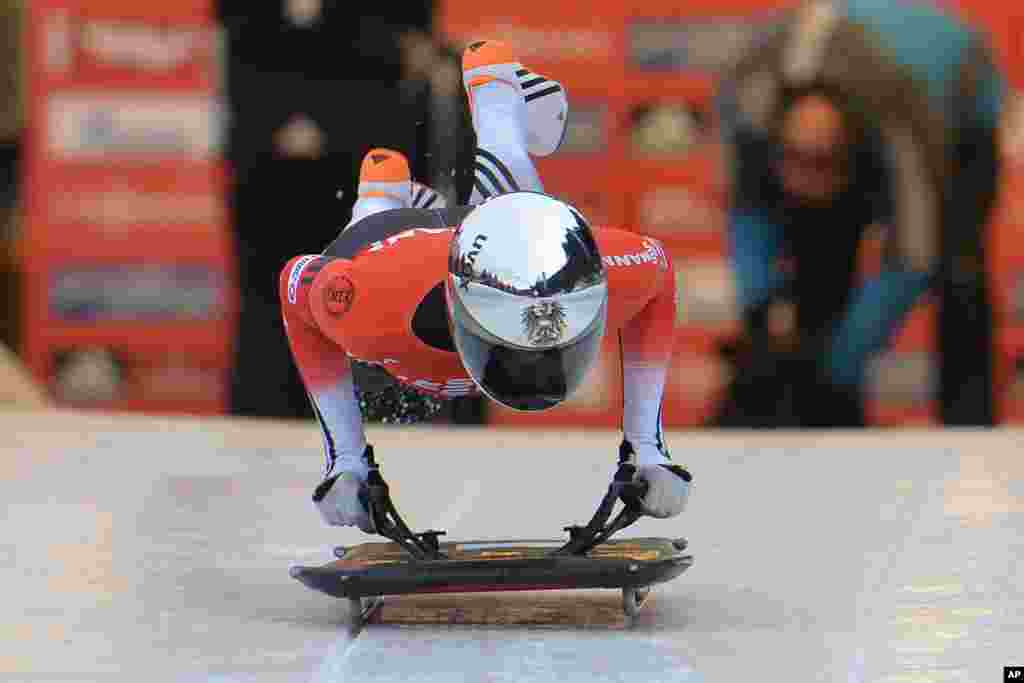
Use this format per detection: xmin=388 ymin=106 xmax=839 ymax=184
xmin=324 ymin=275 xmax=355 ymax=317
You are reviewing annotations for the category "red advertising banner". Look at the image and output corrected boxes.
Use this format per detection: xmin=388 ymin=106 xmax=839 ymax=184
xmin=21 ymin=0 xmax=235 ymax=414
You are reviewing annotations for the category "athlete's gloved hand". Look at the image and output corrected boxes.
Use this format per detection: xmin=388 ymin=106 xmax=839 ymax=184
xmin=634 ymin=463 xmax=692 ymax=519
xmin=620 ymin=441 xmax=692 ymax=519
xmin=312 ymin=451 xmax=375 ymax=533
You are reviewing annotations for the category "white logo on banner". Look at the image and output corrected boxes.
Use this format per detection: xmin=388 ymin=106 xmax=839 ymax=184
xmin=80 ymin=22 xmax=211 ymax=72
xmin=680 ymin=262 xmax=737 ymax=325
xmin=47 ymin=93 xmax=220 ymax=159
xmin=639 ymin=186 xmax=723 ymax=235
xmin=51 ymin=190 xmax=223 ymax=226
xmin=478 ymin=25 xmax=614 ymax=61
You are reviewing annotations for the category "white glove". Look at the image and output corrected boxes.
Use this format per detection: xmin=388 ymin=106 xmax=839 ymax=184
xmin=635 ymin=463 xmax=692 ymax=519
xmin=312 ymin=471 xmax=374 ymax=532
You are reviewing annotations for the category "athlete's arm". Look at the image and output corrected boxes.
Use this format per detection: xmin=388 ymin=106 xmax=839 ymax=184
xmin=607 ymin=232 xmax=691 ymax=518
xmin=618 ymin=251 xmax=677 ymax=463
xmin=598 ymin=229 xmax=678 ymax=466
xmin=279 ymin=255 xmax=368 ymax=478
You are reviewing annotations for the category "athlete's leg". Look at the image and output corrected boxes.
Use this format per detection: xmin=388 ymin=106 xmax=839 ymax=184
xmin=592 ymin=229 xmax=678 ymax=464
xmin=463 ymin=41 xmax=545 ymax=204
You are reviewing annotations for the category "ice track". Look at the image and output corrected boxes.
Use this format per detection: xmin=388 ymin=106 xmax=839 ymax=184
xmin=2 ymin=411 xmax=1022 ymax=682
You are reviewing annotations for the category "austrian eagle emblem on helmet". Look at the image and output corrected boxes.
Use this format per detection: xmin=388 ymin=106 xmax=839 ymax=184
xmin=522 ymin=301 xmax=568 ymax=347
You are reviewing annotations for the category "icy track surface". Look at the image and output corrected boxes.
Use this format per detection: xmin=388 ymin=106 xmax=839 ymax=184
xmin=2 ymin=411 xmax=1022 ymax=682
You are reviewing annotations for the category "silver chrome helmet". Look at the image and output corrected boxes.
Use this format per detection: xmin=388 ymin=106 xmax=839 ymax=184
xmin=446 ymin=192 xmax=608 ymax=411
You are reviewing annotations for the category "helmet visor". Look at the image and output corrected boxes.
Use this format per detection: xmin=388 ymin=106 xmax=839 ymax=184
xmin=447 ymin=284 xmax=606 ymax=411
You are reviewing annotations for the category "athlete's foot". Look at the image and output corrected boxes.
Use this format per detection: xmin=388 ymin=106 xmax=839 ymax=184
xmin=462 ymin=40 xmax=569 ymax=157
xmin=344 ymin=148 xmax=414 ymax=227
xmin=357 ymin=148 xmax=412 ymax=205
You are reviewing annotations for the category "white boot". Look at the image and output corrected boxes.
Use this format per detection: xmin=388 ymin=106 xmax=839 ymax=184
xmin=462 ymin=40 xmax=569 ymax=158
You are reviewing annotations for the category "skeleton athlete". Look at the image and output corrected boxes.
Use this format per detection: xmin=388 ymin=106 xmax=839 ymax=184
xmin=279 ymin=40 xmax=692 ymax=532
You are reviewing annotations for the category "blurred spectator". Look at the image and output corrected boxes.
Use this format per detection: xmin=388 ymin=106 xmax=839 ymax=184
xmin=1 ymin=0 xmax=22 ymax=352
xmin=712 ymin=0 xmax=1003 ymax=427
xmin=0 ymin=0 xmax=46 ymax=410
xmin=218 ymin=2 xmax=448 ymax=418
xmin=0 ymin=0 xmax=18 ymax=143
